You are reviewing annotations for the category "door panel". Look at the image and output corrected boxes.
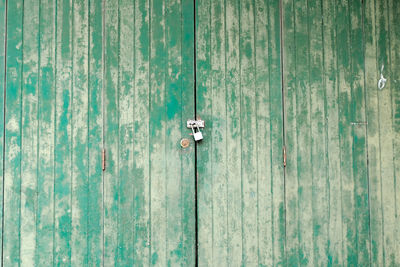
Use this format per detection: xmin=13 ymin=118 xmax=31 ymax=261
xmin=282 ymin=0 xmax=400 ymax=266
xmin=1 ymin=0 xmax=195 ymax=265
xmin=103 ymin=0 xmax=196 ymax=266
xmin=195 ymin=0 xmax=285 ymax=266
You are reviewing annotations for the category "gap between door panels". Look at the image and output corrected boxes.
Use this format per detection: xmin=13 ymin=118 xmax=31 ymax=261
xmin=193 ymin=0 xmax=199 ymax=266
xmin=1 ymin=0 xmax=8 ymax=265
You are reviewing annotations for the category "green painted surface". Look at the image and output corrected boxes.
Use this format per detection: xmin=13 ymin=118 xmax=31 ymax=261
xmin=1 ymin=0 xmax=196 ymax=266
xmin=282 ymin=0 xmax=399 ymax=266
xmin=0 ymin=0 xmax=399 ymax=266
xmin=196 ymin=0 xmax=285 ymax=266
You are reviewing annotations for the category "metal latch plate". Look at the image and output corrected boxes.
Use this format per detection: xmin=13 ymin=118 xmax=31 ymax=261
xmin=186 ymin=119 xmax=205 ymax=128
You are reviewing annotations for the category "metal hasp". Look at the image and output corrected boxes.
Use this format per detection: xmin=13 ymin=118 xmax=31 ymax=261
xmin=186 ymin=119 xmax=205 ymax=128
xmin=187 ymin=119 xmax=204 ymax=142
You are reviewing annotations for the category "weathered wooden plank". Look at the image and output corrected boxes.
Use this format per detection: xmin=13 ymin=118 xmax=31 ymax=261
xmin=71 ymin=0 xmax=89 ymax=264
xmin=149 ymin=0 xmax=167 ymax=265
xmin=132 ymin=0 xmax=151 ymax=264
xmin=87 ymin=0 xmax=103 ymax=265
xmin=239 ymin=0 xmax=258 ymax=265
xmin=364 ymin=0 xmax=383 ymax=265
xmin=196 ymin=0 xmax=213 ymax=264
xmin=282 ymin=0 xmax=300 ymax=264
xmin=307 ymin=0 xmax=329 ymax=265
xmin=54 ymin=0 xmax=73 ymax=264
xmin=388 ymin=0 xmax=400 ymax=264
xmin=103 ymin=0 xmax=119 ymax=264
xmin=20 ymin=0 xmax=39 ymax=265
xmin=3 ymin=0 xmax=23 ymax=264
xmin=254 ymin=0 xmax=273 ymax=265
xmin=322 ymin=0 xmax=343 ymax=264
xmin=336 ymin=0 xmax=358 ymax=264
xmin=375 ymin=0 xmax=397 ymax=265
xmin=181 ymin=0 xmax=196 ymax=264
xmin=348 ymin=1 xmax=370 ymax=265
xmin=225 ymin=0 xmax=243 ymax=265
xmin=117 ymin=0 xmax=135 ymax=265
xmin=36 ymin=0 xmax=56 ymax=265
xmin=294 ymin=0 xmax=314 ymax=264
xmin=267 ymin=0 xmax=286 ymax=265
xmin=0 ymin=0 xmax=5 ymax=262
xmin=210 ymin=0 xmax=228 ymax=265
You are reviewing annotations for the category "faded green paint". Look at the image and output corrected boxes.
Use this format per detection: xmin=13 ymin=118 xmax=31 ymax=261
xmin=282 ymin=0 xmax=399 ymax=266
xmin=196 ymin=0 xmax=285 ymax=266
xmin=0 ymin=0 xmax=399 ymax=266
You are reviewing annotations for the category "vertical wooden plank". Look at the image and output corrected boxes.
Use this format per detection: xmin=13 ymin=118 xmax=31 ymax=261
xmin=2 ymin=0 xmax=23 ymax=264
xmin=267 ymin=0 xmax=285 ymax=264
xmin=239 ymin=0 xmax=258 ymax=263
xmin=375 ymin=0 xmax=397 ymax=264
xmin=282 ymin=0 xmax=300 ymax=264
xmin=336 ymin=0 xmax=358 ymax=264
xmin=181 ymin=0 xmax=196 ymax=264
xmin=0 ymin=0 xmax=5 ymax=262
xmin=36 ymin=0 xmax=56 ymax=264
xmin=388 ymin=0 xmax=400 ymax=264
xmin=348 ymin=1 xmax=370 ymax=264
xmin=292 ymin=0 xmax=314 ymax=264
xmin=210 ymin=0 xmax=228 ymax=265
xmin=0 ymin=0 xmax=5 ymax=265
xmin=322 ymin=0 xmax=343 ymax=264
xmin=20 ymin=0 xmax=39 ymax=265
xmin=103 ymin=0 xmax=119 ymax=264
xmin=149 ymin=0 xmax=167 ymax=265
xmin=117 ymin=0 xmax=134 ymax=264
xmin=196 ymin=0 xmax=213 ymax=264
xmin=225 ymin=0 xmax=243 ymax=265
xmin=87 ymin=0 xmax=103 ymax=264
xmin=71 ymin=0 xmax=89 ymax=264
xmin=132 ymin=0 xmax=150 ymax=264
xmin=54 ymin=0 xmax=73 ymax=264
xmin=364 ymin=0 xmax=382 ymax=265
xmin=308 ymin=0 xmax=329 ymax=265
xmin=255 ymin=0 xmax=273 ymax=265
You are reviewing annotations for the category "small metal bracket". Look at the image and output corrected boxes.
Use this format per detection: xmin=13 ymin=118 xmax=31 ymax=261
xmin=283 ymin=146 xmax=287 ymax=167
xmin=187 ymin=119 xmax=205 ymax=128
xmin=102 ymin=149 xmax=106 ymax=171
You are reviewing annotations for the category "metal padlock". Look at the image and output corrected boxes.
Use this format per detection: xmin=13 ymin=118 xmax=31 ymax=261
xmin=191 ymin=124 xmax=203 ymax=141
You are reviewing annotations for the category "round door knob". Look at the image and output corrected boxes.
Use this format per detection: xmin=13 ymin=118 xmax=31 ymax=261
xmin=180 ymin=138 xmax=190 ymax=148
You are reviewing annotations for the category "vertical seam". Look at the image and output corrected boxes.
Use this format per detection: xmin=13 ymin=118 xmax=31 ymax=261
xmin=0 ymin=1 xmax=6 ymax=264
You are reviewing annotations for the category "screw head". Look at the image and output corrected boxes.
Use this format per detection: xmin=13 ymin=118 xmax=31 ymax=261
xmin=180 ymin=138 xmax=190 ymax=148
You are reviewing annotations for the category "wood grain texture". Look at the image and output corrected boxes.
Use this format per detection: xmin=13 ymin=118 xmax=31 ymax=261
xmin=54 ymin=0 xmax=73 ymax=265
xmin=87 ymin=0 xmax=104 ymax=265
xmin=3 ymin=0 xmax=23 ymax=264
xmin=196 ymin=0 xmax=285 ymax=266
xmin=20 ymin=0 xmax=39 ymax=265
xmin=282 ymin=0 xmax=372 ymax=265
xmin=0 ymin=0 xmax=399 ymax=266
xmin=2 ymin=0 xmax=195 ymax=265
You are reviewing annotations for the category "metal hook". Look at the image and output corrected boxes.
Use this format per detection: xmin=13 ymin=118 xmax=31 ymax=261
xmin=378 ymin=65 xmax=387 ymax=90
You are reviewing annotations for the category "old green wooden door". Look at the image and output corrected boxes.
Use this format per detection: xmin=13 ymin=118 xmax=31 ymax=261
xmin=196 ymin=0 xmax=400 ymax=266
xmin=1 ymin=0 xmax=195 ymax=266
xmin=1 ymin=0 xmax=400 ymax=266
